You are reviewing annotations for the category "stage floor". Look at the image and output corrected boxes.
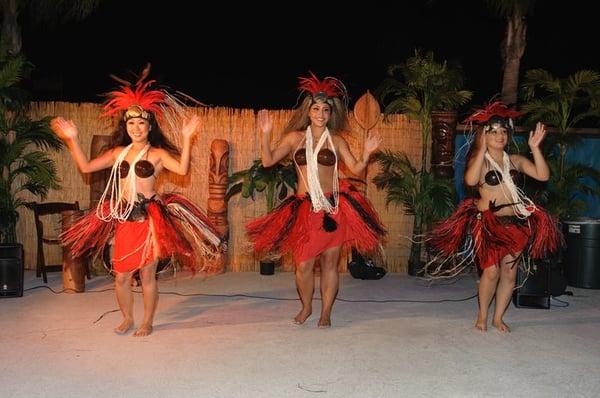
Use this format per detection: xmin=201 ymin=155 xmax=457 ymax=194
xmin=1 ymin=270 xmax=599 ymax=398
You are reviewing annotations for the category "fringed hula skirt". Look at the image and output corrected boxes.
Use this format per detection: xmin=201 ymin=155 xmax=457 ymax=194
xmin=60 ymin=193 xmax=224 ymax=274
xmin=246 ymin=180 xmax=386 ymax=263
xmin=427 ymin=198 xmax=562 ymax=272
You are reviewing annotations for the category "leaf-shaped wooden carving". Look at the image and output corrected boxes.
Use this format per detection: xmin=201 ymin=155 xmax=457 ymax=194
xmin=353 ymin=90 xmax=381 ymax=131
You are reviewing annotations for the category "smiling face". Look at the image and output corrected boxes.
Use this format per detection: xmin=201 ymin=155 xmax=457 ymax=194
xmin=484 ymin=123 xmax=509 ymax=150
xmin=483 ymin=116 xmax=513 ymax=151
xmin=308 ymin=100 xmax=331 ymax=129
xmin=126 ymin=117 xmax=151 ymax=144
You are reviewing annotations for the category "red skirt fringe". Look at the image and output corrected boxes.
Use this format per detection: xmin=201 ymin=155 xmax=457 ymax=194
xmin=60 ymin=193 xmax=224 ymax=274
xmin=427 ymin=199 xmax=562 ymax=269
xmin=246 ymin=180 xmax=386 ymax=263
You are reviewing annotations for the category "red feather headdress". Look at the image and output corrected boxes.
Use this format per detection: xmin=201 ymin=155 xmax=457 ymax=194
xmin=101 ymin=65 xmax=168 ymax=121
xmin=298 ymin=72 xmax=348 ymax=103
xmin=463 ymin=100 xmax=522 ymax=124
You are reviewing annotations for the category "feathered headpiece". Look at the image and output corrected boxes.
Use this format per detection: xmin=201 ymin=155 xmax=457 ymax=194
xmin=463 ymin=100 xmax=522 ymax=125
xmin=298 ymin=72 xmax=348 ymax=105
xmin=102 ymin=64 xmax=168 ymax=121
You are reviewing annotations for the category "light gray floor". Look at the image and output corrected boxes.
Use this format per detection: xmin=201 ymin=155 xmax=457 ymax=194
xmin=1 ymin=269 xmax=599 ymax=398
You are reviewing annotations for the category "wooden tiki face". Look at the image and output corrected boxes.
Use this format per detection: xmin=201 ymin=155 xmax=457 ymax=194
xmin=209 ymin=139 xmax=229 ymax=186
xmin=208 ymin=139 xmax=229 ymax=233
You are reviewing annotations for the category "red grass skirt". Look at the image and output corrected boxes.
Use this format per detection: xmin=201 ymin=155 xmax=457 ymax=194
xmin=246 ymin=180 xmax=386 ymax=263
xmin=60 ymin=193 xmax=224 ymax=274
xmin=112 ymin=219 xmax=153 ymax=273
xmin=427 ymin=199 xmax=562 ymax=269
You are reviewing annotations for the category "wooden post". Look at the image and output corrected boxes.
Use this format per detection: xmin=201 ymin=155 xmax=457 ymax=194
xmin=208 ymin=139 xmax=229 ymax=235
xmin=62 ymin=210 xmax=87 ymax=292
xmin=207 ymin=139 xmax=229 ymax=271
xmin=431 ymin=111 xmax=458 ymax=179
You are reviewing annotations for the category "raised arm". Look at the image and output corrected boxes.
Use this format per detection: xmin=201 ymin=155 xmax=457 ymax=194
xmin=512 ymin=122 xmax=550 ymax=181
xmin=159 ymin=114 xmax=200 ymax=175
xmin=335 ymin=131 xmax=382 ymax=175
xmin=50 ymin=117 xmax=117 ymax=173
xmin=464 ymin=129 xmax=487 ymax=187
xmin=258 ymin=110 xmax=294 ymax=167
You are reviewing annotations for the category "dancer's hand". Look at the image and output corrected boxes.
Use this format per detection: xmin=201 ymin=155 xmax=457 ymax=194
xmin=257 ymin=109 xmax=272 ymax=138
xmin=181 ymin=114 xmax=200 ymax=139
xmin=528 ymin=122 xmax=546 ymax=150
xmin=477 ymin=127 xmax=488 ymax=153
xmin=50 ymin=117 xmax=79 ymax=142
xmin=364 ymin=130 xmax=382 ymax=155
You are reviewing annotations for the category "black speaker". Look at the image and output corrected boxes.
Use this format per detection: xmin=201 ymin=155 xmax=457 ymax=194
xmin=0 ymin=244 xmax=24 ymax=298
xmin=512 ymin=260 xmax=551 ymax=309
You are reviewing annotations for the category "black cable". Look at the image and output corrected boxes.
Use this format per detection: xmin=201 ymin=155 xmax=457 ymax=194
xmin=24 ymin=285 xmax=114 ymax=294
xmin=93 ymin=309 xmax=120 ymax=324
xmin=337 ymin=294 xmax=478 ymax=303
xmin=24 ymin=284 xmax=478 ymax=304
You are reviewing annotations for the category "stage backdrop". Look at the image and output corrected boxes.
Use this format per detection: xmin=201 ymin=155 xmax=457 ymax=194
xmin=18 ymin=101 xmax=423 ymax=273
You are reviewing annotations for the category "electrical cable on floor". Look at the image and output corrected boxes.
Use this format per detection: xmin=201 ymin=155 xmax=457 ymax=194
xmin=29 ymin=283 xmax=581 ymax=326
xmin=24 ymin=285 xmax=114 ymax=294
xmin=93 ymin=309 xmax=120 ymax=324
xmin=25 ymin=283 xmax=479 ymax=303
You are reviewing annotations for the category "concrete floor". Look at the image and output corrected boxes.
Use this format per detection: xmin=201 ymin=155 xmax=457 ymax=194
xmin=1 ymin=270 xmax=599 ymax=398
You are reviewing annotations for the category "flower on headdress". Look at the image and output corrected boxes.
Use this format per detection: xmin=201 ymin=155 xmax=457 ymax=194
xmin=462 ymin=100 xmax=522 ymax=124
xmin=298 ymin=72 xmax=348 ymax=103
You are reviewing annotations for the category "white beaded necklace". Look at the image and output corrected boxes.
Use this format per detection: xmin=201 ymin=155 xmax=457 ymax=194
xmin=485 ymin=151 xmax=536 ymax=218
xmin=96 ymin=143 xmax=151 ymax=222
xmin=297 ymin=126 xmax=339 ymax=213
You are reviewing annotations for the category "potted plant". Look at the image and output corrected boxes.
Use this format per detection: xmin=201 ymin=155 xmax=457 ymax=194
xmin=373 ymin=151 xmax=455 ymax=275
xmin=375 ymin=50 xmax=471 ymax=275
xmin=520 ymin=68 xmax=600 ymax=220
xmin=520 ymin=68 xmax=600 ymax=288
xmin=0 ymin=38 xmax=63 ymax=245
xmin=225 ymin=158 xmax=297 ymax=274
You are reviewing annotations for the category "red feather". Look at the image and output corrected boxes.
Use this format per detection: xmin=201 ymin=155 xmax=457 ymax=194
xmin=463 ymin=100 xmax=522 ymax=124
xmin=102 ymin=78 xmax=167 ymax=119
xmin=298 ymin=72 xmax=347 ymax=99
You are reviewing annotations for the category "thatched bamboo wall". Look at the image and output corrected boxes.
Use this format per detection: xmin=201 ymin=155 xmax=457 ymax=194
xmin=19 ymin=101 xmax=422 ymax=273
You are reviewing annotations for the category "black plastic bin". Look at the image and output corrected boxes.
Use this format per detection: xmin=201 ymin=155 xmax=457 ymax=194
xmin=563 ymin=218 xmax=600 ymax=289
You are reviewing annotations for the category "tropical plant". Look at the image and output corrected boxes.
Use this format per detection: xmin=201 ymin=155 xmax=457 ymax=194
xmin=376 ymin=50 xmax=472 ymax=172
xmin=484 ymin=0 xmax=537 ymax=105
xmin=375 ymin=50 xmax=471 ymax=275
xmin=1 ymin=0 xmax=100 ymax=55
xmin=0 ymin=37 xmax=62 ymax=243
xmin=225 ymin=158 xmax=297 ymax=213
xmin=520 ymin=68 xmax=600 ymax=219
xmin=373 ymin=151 xmax=455 ymax=275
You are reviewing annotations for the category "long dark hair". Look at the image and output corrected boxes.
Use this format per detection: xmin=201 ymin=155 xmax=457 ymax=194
xmin=108 ymin=113 xmax=180 ymax=155
xmin=283 ymin=96 xmax=350 ymax=134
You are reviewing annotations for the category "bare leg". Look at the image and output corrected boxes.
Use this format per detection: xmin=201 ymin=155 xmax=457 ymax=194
xmin=134 ymin=262 xmax=158 ymax=337
xmin=318 ymin=246 xmax=341 ymax=328
xmin=476 ymin=265 xmax=500 ymax=331
xmin=294 ymin=258 xmax=315 ymax=324
xmin=492 ymin=254 xmax=519 ymax=333
xmin=114 ymin=271 xmax=134 ymax=334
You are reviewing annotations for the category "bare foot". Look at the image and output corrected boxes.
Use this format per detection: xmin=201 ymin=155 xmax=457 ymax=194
xmin=475 ymin=314 xmax=487 ymax=331
xmin=492 ymin=319 xmax=511 ymax=333
xmin=114 ymin=319 xmax=133 ymax=335
xmin=317 ymin=316 xmax=331 ymax=329
xmin=293 ymin=309 xmax=312 ymax=325
xmin=133 ymin=324 xmax=153 ymax=337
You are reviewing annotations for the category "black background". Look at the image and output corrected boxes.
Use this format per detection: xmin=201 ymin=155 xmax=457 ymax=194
xmin=22 ymin=1 xmax=600 ymax=110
